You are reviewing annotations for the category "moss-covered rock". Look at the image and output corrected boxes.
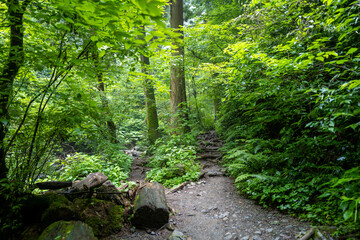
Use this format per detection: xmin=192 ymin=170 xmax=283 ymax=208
xmin=77 ymin=199 xmax=124 ymax=237
xmin=41 ymin=193 xmax=78 ymax=224
xmin=38 ymin=220 xmax=96 ymax=240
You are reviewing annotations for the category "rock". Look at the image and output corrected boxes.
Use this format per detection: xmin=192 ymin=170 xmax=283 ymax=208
xmin=254 ymin=231 xmax=262 ymax=235
xmin=224 ymin=233 xmax=237 ymax=240
xmin=21 ymin=194 xmax=53 ymax=225
xmin=132 ymin=182 xmax=169 ymax=228
xmin=96 ymin=180 xmax=124 ymax=205
xmin=38 ymin=221 xmax=96 ymax=240
xmin=240 ymin=236 xmax=250 ymax=240
xmin=41 ymin=194 xmax=77 ymax=224
xmin=168 ymin=229 xmax=187 ymax=240
xmin=219 ymin=212 xmax=229 ymax=218
xmin=75 ymin=199 xmax=124 ymax=237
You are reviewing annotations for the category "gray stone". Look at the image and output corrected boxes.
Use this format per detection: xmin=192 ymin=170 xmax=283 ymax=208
xmin=168 ymin=230 xmax=187 ymax=240
xmin=240 ymin=236 xmax=250 ymax=240
xmin=224 ymin=233 xmax=237 ymax=240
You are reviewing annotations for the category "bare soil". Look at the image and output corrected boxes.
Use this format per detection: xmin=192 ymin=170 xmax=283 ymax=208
xmin=106 ymin=131 xmax=312 ymax=240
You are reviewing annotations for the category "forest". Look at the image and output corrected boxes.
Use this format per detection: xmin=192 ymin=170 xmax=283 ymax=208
xmin=0 ymin=0 xmax=359 ymax=239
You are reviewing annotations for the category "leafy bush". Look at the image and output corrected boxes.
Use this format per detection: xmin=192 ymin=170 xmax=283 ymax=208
xmin=41 ymin=151 xmax=132 ymax=187
xmin=146 ymin=133 xmax=201 ymax=187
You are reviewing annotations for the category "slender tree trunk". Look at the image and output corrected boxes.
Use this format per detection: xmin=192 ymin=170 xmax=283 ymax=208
xmin=0 ymin=0 xmax=30 ymax=179
xmin=141 ymin=54 xmax=160 ymax=145
xmin=170 ymin=0 xmax=189 ymax=134
xmin=191 ymin=74 xmax=202 ymax=126
xmin=92 ymin=45 xmax=117 ymax=143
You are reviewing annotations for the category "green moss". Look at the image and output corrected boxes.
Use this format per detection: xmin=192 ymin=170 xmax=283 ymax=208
xmin=107 ymin=205 xmax=124 ymax=231
xmin=85 ymin=217 xmax=104 ymax=237
xmin=81 ymin=199 xmax=124 ymax=237
xmin=41 ymin=194 xmax=77 ymax=224
xmin=38 ymin=221 xmax=96 ymax=240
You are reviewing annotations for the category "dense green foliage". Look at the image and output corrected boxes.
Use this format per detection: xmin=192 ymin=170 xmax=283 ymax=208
xmin=40 ymin=151 xmax=131 ymax=186
xmin=184 ymin=0 xmax=360 ymax=235
xmin=146 ymin=130 xmax=201 ymax=187
xmin=1 ymin=0 xmax=360 ymax=238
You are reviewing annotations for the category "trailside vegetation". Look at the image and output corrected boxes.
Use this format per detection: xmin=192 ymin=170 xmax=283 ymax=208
xmin=0 ymin=0 xmax=359 ymax=238
xmin=184 ymin=0 xmax=359 ymax=236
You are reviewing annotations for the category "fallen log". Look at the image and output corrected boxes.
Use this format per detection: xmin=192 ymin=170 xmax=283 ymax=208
xmin=36 ymin=181 xmax=72 ymax=190
xmin=166 ymin=181 xmax=188 ymax=194
xmin=132 ymin=182 xmax=169 ymax=229
xmin=72 ymin=172 xmax=108 ymax=191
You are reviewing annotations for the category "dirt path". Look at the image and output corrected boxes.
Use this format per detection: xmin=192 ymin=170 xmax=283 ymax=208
xmin=110 ymin=131 xmax=311 ymax=240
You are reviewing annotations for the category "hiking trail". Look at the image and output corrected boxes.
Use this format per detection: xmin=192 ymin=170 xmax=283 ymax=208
xmin=108 ymin=131 xmax=311 ymax=240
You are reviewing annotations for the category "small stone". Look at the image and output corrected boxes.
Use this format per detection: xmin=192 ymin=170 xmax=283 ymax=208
xmin=266 ymin=228 xmax=273 ymax=233
xmin=240 ymin=236 xmax=250 ymax=240
xmin=232 ymin=214 xmax=237 ymax=218
xmin=167 ymin=223 xmax=175 ymax=231
xmin=224 ymin=233 xmax=236 ymax=240
xmin=254 ymin=231 xmax=262 ymax=235
xmin=219 ymin=212 xmax=230 ymax=218
xmin=168 ymin=230 xmax=186 ymax=240
xmin=150 ymin=231 xmax=156 ymax=235
xmin=223 ymin=217 xmax=229 ymax=221
xmin=189 ymin=192 xmax=194 ymax=194
xmin=191 ymin=182 xmax=195 ymax=186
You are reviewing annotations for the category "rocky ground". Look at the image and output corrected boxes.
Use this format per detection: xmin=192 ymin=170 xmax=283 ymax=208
xmin=107 ymin=131 xmax=314 ymax=240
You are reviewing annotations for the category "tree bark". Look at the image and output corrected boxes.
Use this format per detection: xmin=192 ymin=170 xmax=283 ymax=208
xmin=132 ymin=182 xmax=169 ymax=228
xmin=0 ymin=0 xmax=30 ymax=179
xmin=141 ymin=54 xmax=160 ymax=145
xmin=170 ymin=0 xmax=189 ymax=134
xmin=92 ymin=45 xmax=117 ymax=143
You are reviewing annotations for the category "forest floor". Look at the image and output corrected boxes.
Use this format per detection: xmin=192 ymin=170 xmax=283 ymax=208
xmin=106 ymin=131 xmax=313 ymax=240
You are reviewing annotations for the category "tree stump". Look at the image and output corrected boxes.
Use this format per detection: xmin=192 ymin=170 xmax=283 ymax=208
xmin=132 ymin=182 xmax=169 ymax=229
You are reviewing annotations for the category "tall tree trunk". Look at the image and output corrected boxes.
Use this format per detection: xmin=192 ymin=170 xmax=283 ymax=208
xmin=0 ymin=0 xmax=30 ymax=179
xmin=92 ymin=45 xmax=117 ymax=143
xmin=141 ymin=54 xmax=160 ymax=145
xmin=170 ymin=0 xmax=189 ymax=134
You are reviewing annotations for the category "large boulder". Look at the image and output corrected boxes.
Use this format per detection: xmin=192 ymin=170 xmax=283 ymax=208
xmin=74 ymin=198 xmax=124 ymax=237
xmin=41 ymin=193 xmax=77 ymax=224
xmin=132 ymin=182 xmax=169 ymax=229
xmin=38 ymin=221 xmax=96 ymax=240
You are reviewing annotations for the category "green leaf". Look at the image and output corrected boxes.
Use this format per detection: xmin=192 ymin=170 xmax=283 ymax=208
xmin=344 ymin=209 xmax=354 ymax=221
xmin=99 ymin=50 xmax=106 ymax=58
xmin=347 ymin=48 xmax=358 ymax=55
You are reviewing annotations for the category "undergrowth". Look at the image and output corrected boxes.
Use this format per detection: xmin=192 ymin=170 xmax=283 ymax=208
xmin=146 ymin=131 xmax=201 ymax=187
xmin=39 ymin=150 xmax=132 ymax=187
